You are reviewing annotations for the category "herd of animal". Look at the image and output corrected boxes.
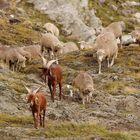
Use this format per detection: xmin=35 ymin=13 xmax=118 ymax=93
xmin=0 ymin=21 xmax=140 ymax=129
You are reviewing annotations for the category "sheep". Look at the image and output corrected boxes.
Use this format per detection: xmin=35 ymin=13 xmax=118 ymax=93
xmin=22 ymin=44 xmax=42 ymax=60
xmin=94 ymin=31 xmax=118 ymax=74
xmin=78 ymin=41 xmax=94 ymax=50
xmin=73 ymin=71 xmax=94 ymax=104
xmin=25 ymin=86 xmax=47 ymax=129
xmin=43 ymin=22 xmax=59 ymax=37
xmin=4 ymin=48 xmax=26 ymax=71
xmin=58 ymin=42 xmax=79 ymax=55
xmin=40 ymin=33 xmax=63 ymax=59
xmin=101 ymin=21 xmax=126 ymax=48
xmin=40 ymin=56 xmax=63 ymax=102
xmin=16 ymin=47 xmax=32 ymax=62
xmin=131 ymin=29 xmax=140 ymax=44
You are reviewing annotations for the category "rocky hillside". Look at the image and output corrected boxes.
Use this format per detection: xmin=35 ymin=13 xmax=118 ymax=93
xmin=0 ymin=0 xmax=140 ymax=140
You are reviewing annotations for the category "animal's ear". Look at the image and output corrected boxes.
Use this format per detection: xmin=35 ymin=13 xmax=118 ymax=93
xmin=33 ymin=86 xmax=42 ymax=94
xmin=24 ymin=85 xmax=31 ymax=94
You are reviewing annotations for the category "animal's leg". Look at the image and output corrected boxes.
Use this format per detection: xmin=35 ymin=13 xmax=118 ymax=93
xmin=98 ymin=60 xmax=102 ymax=74
xmin=86 ymin=95 xmax=89 ymax=103
xmin=36 ymin=109 xmax=40 ymax=128
xmin=107 ymin=57 xmax=110 ymax=67
xmin=52 ymin=82 xmax=56 ymax=102
xmin=39 ymin=113 xmax=42 ymax=127
xmin=48 ymin=83 xmax=53 ymax=101
xmin=82 ymin=97 xmax=85 ymax=105
xmin=43 ymin=109 xmax=46 ymax=128
xmin=59 ymin=81 xmax=62 ymax=100
xmin=110 ymin=55 xmax=115 ymax=67
xmin=119 ymin=36 xmax=123 ymax=49
xmin=32 ymin=112 xmax=36 ymax=128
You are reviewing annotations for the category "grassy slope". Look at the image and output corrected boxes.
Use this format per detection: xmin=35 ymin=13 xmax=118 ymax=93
xmin=0 ymin=1 xmax=140 ymax=140
xmin=0 ymin=114 xmax=138 ymax=140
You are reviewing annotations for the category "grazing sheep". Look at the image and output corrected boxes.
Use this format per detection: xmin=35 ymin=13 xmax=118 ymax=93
xmin=16 ymin=47 xmax=32 ymax=62
xmin=94 ymin=31 xmax=118 ymax=74
xmin=4 ymin=48 xmax=26 ymax=71
xmin=102 ymin=21 xmax=126 ymax=48
xmin=40 ymin=33 xmax=63 ymax=59
xmin=40 ymin=56 xmax=63 ymax=102
xmin=22 ymin=45 xmax=42 ymax=60
xmin=131 ymin=28 xmax=140 ymax=44
xmin=43 ymin=22 xmax=59 ymax=37
xmin=78 ymin=41 xmax=94 ymax=50
xmin=73 ymin=71 xmax=94 ymax=104
xmin=25 ymin=86 xmax=47 ymax=129
xmin=58 ymin=42 xmax=79 ymax=55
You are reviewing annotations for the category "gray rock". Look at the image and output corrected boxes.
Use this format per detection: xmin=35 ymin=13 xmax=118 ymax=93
xmin=27 ymin=0 xmax=102 ymax=42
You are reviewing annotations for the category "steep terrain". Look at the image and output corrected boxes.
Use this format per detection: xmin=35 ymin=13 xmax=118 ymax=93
xmin=0 ymin=0 xmax=140 ymax=140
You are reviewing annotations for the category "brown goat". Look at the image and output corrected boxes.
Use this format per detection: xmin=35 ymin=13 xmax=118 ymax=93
xmin=40 ymin=57 xmax=63 ymax=102
xmin=25 ymin=86 xmax=47 ymax=129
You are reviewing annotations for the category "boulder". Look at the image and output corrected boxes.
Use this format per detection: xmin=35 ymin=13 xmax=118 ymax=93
xmin=27 ymin=0 xmax=102 ymax=42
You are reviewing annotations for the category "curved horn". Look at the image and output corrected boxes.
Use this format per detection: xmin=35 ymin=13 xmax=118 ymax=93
xmin=46 ymin=59 xmax=58 ymax=69
xmin=24 ymin=85 xmax=31 ymax=94
xmin=33 ymin=86 xmax=42 ymax=94
xmin=41 ymin=55 xmax=47 ymax=67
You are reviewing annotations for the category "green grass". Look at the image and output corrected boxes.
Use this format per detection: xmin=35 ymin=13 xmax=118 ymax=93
xmin=0 ymin=114 xmax=32 ymax=127
xmin=89 ymin=0 xmax=140 ymax=32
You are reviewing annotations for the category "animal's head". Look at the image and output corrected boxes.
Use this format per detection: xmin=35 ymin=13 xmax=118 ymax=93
xmin=25 ymin=86 xmax=42 ymax=107
xmin=19 ymin=56 xmax=26 ymax=68
xmin=131 ymin=31 xmax=139 ymax=41
xmin=84 ymin=87 xmax=94 ymax=97
xmin=40 ymin=55 xmax=58 ymax=76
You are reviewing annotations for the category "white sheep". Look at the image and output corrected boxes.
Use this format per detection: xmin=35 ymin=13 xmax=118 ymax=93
xmin=22 ymin=44 xmax=42 ymax=60
xmin=94 ymin=31 xmax=118 ymax=74
xmin=78 ymin=41 xmax=94 ymax=50
xmin=58 ymin=42 xmax=79 ymax=55
xmin=43 ymin=22 xmax=59 ymax=37
xmin=131 ymin=28 xmax=140 ymax=44
xmin=40 ymin=33 xmax=63 ymax=59
xmin=73 ymin=71 xmax=94 ymax=104
xmin=102 ymin=21 xmax=126 ymax=48
xmin=16 ymin=47 xmax=32 ymax=62
xmin=4 ymin=48 xmax=26 ymax=71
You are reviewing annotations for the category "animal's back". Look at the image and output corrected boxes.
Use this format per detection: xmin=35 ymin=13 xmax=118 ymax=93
xmin=73 ymin=71 xmax=93 ymax=91
xmin=50 ymin=64 xmax=63 ymax=83
xmin=36 ymin=92 xmax=47 ymax=110
xmin=95 ymin=32 xmax=118 ymax=55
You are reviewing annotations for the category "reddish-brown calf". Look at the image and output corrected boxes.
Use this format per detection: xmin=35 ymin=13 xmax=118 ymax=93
xmin=25 ymin=86 xmax=47 ymax=129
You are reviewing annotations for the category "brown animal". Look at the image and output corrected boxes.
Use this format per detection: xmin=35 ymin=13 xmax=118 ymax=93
xmin=41 ymin=57 xmax=63 ymax=102
xmin=25 ymin=86 xmax=47 ymax=129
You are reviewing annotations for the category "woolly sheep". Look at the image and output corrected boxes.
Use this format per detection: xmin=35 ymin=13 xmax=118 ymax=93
xmin=4 ymin=48 xmax=26 ymax=71
xmin=40 ymin=33 xmax=63 ymax=59
xmin=22 ymin=44 xmax=42 ymax=60
xmin=102 ymin=21 xmax=126 ymax=48
xmin=78 ymin=41 xmax=94 ymax=50
xmin=94 ymin=31 xmax=118 ymax=74
xmin=58 ymin=42 xmax=79 ymax=55
xmin=16 ymin=47 xmax=32 ymax=62
xmin=73 ymin=71 xmax=94 ymax=104
xmin=131 ymin=28 xmax=140 ymax=44
xmin=43 ymin=22 xmax=59 ymax=37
